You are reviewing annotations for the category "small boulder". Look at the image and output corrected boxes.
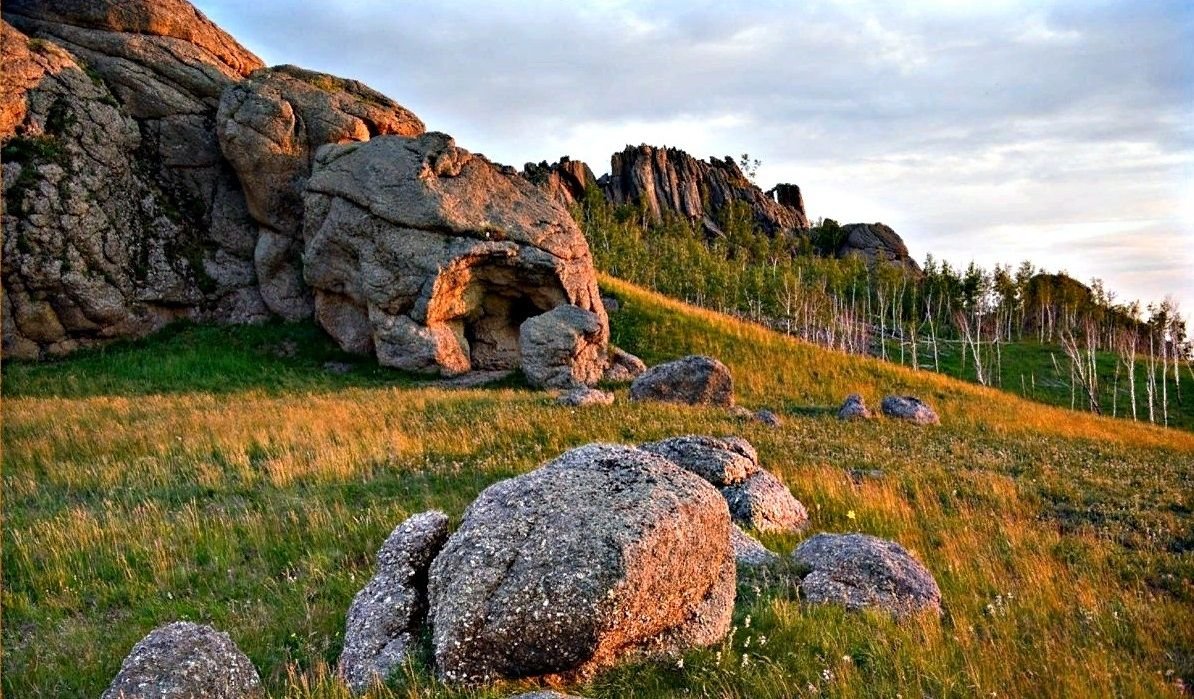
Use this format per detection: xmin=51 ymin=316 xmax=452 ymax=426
xmin=881 ymin=396 xmax=940 ymax=425
xmin=519 ymin=305 xmax=607 ymax=389
xmin=792 ymin=533 xmax=942 ymax=617
xmin=427 ymin=444 xmax=735 ymax=684
xmin=731 ymin=525 xmax=780 ymax=568
xmin=509 ymin=692 xmax=589 ymax=699
xmin=601 ymin=296 xmax=621 ymax=313
xmin=722 ymin=471 xmax=809 ymax=534
xmin=837 ymin=394 xmax=874 ymax=421
xmin=639 ymin=435 xmax=759 ymax=487
xmin=630 ymin=355 xmax=734 ymax=407
xmin=603 ymin=347 xmax=647 ymax=382
xmin=753 ymin=409 xmax=782 ymax=428
xmin=557 ymin=387 xmax=615 ymax=407
xmin=101 ymin=622 xmax=262 ymax=699
xmin=339 ymin=511 xmax=451 ymax=694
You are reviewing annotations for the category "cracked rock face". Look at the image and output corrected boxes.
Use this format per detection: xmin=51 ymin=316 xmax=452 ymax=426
xmin=792 ymin=533 xmax=942 ymax=617
xmin=427 ymin=444 xmax=734 ymax=685
xmin=302 ymin=132 xmax=608 ymax=377
xmin=519 ymin=304 xmax=606 ymax=388
xmin=880 ymin=395 xmax=940 ymax=425
xmin=101 ymin=621 xmax=262 ymax=699
xmin=2 ymin=0 xmax=269 ymax=358
xmin=630 ymin=355 xmax=734 ymax=407
xmin=835 ymin=223 xmax=921 ymax=273
xmin=217 ymin=64 xmax=424 ymax=321
xmin=339 ymin=511 xmax=450 ymax=694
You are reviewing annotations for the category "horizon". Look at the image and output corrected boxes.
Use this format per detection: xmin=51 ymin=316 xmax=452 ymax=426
xmin=193 ymin=0 xmax=1193 ymax=321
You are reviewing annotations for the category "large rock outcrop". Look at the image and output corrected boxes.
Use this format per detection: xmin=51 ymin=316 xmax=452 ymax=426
xmin=217 ymin=64 xmax=424 ymax=320
xmin=600 ymin=145 xmax=809 ymax=236
xmin=522 ymin=157 xmax=597 ymax=208
xmin=836 ymin=222 xmax=921 ymax=273
xmin=427 ymin=444 xmax=735 ymax=684
xmin=302 ymin=132 xmax=608 ymax=377
xmin=2 ymin=0 xmax=268 ymax=358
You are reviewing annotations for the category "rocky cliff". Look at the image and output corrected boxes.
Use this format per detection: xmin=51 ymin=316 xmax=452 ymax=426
xmin=2 ymin=0 xmax=608 ymax=381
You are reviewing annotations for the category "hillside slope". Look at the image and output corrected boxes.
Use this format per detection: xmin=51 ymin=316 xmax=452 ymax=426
xmin=3 ymin=276 xmax=1192 ymax=697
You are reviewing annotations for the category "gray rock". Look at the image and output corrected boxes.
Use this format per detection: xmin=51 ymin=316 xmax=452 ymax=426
xmin=837 ymin=394 xmax=874 ymax=421
xmin=731 ymin=525 xmax=779 ymax=568
xmin=835 ymin=223 xmax=920 ymax=273
xmin=101 ymin=621 xmax=262 ymax=699
xmin=217 ymin=64 xmax=423 ymax=321
xmin=722 ymin=470 xmax=809 ymax=534
xmin=523 ymin=157 xmax=599 ymax=208
xmin=792 ymin=533 xmax=942 ymax=617
xmin=323 ymin=361 xmax=353 ymax=375
xmin=339 ymin=511 xmax=450 ymax=694
xmin=427 ymin=444 xmax=734 ymax=684
xmin=519 ymin=305 xmax=606 ymax=389
xmin=302 ymin=133 xmax=608 ymax=378
xmin=639 ymin=435 xmax=759 ymax=487
xmin=556 ymin=387 xmax=614 ymax=407
xmin=880 ymin=395 xmax=940 ymax=425
xmin=630 ymin=355 xmax=734 ymax=407
xmin=753 ymin=409 xmax=782 ymax=428
xmin=603 ymin=346 xmax=646 ymax=382
xmin=601 ymin=296 xmax=620 ymax=313
xmin=509 ymin=692 xmax=589 ymax=699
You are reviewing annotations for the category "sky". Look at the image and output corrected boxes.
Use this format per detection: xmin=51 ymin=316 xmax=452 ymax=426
xmin=195 ymin=0 xmax=1194 ymax=319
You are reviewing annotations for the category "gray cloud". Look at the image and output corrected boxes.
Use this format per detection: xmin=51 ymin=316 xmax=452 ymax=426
xmin=195 ymin=0 xmax=1193 ymax=315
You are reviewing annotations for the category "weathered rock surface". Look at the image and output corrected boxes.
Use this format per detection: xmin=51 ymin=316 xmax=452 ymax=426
xmin=837 ymin=394 xmax=874 ymax=421
xmin=603 ymin=346 xmax=647 ymax=382
xmin=2 ymin=0 xmax=270 ymax=358
xmin=556 ymin=386 xmax=614 ymax=407
xmin=630 ymin=355 xmax=734 ymax=407
xmin=836 ymin=223 xmax=920 ymax=273
xmin=519 ymin=304 xmax=606 ymax=388
xmin=792 ymin=533 xmax=942 ymax=617
xmin=101 ymin=621 xmax=262 ymax=699
xmin=639 ymin=435 xmax=759 ymax=487
xmin=523 ymin=157 xmax=598 ymax=208
xmin=339 ymin=511 xmax=450 ymax=694
xmin=427 ymin=444 xmax=734 ymax=684
xmin=302 ymin=132 xmax=608 ymax=377
xmin=731 ymin=525 xmax=780 ymax=568
xmin=752 ymin=409 xmax=783 ymax=428
xmin=217 ymin=64 xmax=424 ymax=320
xmin=508 ymin=692 xmax=589 ymax=699
xmin=881 ymin=395 xmax=940 ymax=425
xmin=600 ymin=145 xmax=809 ymax=236
xmin=722 ymin=470 xmax=809 ymax=533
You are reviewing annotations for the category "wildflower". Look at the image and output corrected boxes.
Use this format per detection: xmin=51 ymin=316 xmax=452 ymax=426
xmin=846 ymin=510 xmax=856 ymax=520
xmin=676 ymin=658 xmax=684 ymax=670
xmin=744 ymin=615 xmax=752 ymax=628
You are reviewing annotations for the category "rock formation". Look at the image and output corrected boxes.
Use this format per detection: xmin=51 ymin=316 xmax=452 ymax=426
xmin=523 ymin=157 xmax=597 ymax=208
xmin=3 ymin=0 xmax=609 ymax=381
xmin=302 ymin=133 xmax=608 ymax=377
xmin=731 ymin=525 xmax=780 ymax=568
xmin=217 ymin=64 xmax=424 ymax=320
xmin=792 ymin=533 xmax=942 ymax=617
xmin=630 ymin=355 xmax=735 ymax=407
xmin=881 ymin=395 xmax=940 ymax=425
xmin=427 ymin=444 xmax=734 ymax=684
xmin=836 ymin=222 xmax=921 ymax=273
xmin=339 ymin=511 xmax=450 ymax=694
xmin=600 ymin=145 xmax=809 ymax=236
xmin=101 ymin=621 xmax=262 ymax=699
xmin=723 ymin=470 xmax=810 ymax=534
xmin=837 ymin=394 xmax=875 ymax=420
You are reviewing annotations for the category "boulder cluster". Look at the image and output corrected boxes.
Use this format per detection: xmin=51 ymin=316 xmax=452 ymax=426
xmin=103 ymin=432 xmax=941 ymax=696
xmin=837 ymin=393 xmax=942 ymax=425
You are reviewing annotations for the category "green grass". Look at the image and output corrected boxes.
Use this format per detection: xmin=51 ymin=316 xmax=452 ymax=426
xmin=891 ymin=337 xmax=1194 ymax=432
xmin=3 ymin=277 xmax=1193 ymax=697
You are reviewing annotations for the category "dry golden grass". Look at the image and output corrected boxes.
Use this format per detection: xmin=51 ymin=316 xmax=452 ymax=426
xmin=3 ymin=277 xmax=1192 ymax=697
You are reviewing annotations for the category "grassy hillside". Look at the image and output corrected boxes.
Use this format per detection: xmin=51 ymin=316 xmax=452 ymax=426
xmin=3 ymin=275 xmax=1193 ymax=698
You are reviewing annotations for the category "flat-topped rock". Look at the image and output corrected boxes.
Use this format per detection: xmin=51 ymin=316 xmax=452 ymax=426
xmin=793 ymin=533 xmax=942 ymax=617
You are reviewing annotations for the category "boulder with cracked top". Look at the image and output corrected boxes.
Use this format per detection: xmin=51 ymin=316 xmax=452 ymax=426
xmin=639 ymin=435 xmax=758 ymax=487
xmin=630 ymin=355 xmax=734 ymax=407
xmin=427 ymin=444 xmax=734 ymax=684
xmin=792 ymin=533 xmax=942 ymax=617
xmin=302 ymin=132 xmax=608 ymax=377
xmin=101 ymin=621 xmax=262 ymax=699
xmin=338 ymin=511 xmax=450 ymax=694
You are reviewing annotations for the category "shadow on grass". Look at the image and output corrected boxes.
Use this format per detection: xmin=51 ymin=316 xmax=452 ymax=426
xmin=0 ymin=320 xmax=531 ymax=399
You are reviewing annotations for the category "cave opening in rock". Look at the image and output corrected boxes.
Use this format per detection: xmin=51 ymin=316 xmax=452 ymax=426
xmin=429 ymin=257 xmax=568 ymax=373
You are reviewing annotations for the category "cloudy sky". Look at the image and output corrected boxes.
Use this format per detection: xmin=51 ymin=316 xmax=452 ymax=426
xmin=196 ymin=0 xmax=1193 ymax=317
